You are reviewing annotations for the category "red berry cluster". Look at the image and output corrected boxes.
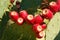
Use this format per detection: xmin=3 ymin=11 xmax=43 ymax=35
xmin=9 ymin=10 xmax=46 ymax=38
xmin=9 ymin=1 xmax=60 ymax=39
xmin=49 ymin=1 xmax=59 ymax=13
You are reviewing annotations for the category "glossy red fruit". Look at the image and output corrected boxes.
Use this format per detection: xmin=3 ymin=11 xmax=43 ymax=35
xmin=49 ymin=1 xmax=59 ymax=13
xmin=10 ymin=0 xmax=15 ymax=4
xmin=57 ymin=0 xmax=60 ymax=11
xmin=36 ymin=31 xmax=45 ymax=38
xmin=26 ymin=14 xmax=35 ymax=24
xmin=42 ymin=9 xmax=53 ymax=19
xmin=9 ymin=11 xmax=19 ymax=21
xmin=19 ymin=10 xmax=28 ymax=20
xmin=41 ymin=24 xmax=47 ymax=30
xmin=34 ymin=15 xmax=43 ymax=24
xmin=32 ymin=24 xmax=43 ymax=33
xmin=16 ymin=17 xmax=24 ymax=25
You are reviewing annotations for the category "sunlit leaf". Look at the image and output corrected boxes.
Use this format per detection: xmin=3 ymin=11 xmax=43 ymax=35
xmin=46 ymin=12 xmax=60 ymax=40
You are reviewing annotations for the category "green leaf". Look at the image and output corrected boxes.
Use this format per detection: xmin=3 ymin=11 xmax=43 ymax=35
xmin=20 ymin=0 xmax=42 ymax=14
xmin=49 ymin=0 xmax=56 ymax=2
xmin=0 ymin=11 xmax=9 ymax=39
xmin=0 ymin=0 xmax=10 ymax=18
xmin=46 ymin=12 xmax=60 ymax=40
xmin=1 ymin=23 xmax=36 ymax=40
xmin=21 ymin=0 xmax=42 ymax=9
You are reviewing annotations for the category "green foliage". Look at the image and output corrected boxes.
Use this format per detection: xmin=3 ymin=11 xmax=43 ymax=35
xmin=0 ymin=11 xmax=9 ymax=39
xmin=20 ymin=0 xmax=42 ymax=14
xmin=0 ymin=0 xmax=43 ymax=40
xmin=0 ymin=0 xmax=10 ymax=18
xmin=0 ymin=0 xmax=60 ymax=40
xmin=49 ymin=0 xmax=56 ymax=2
xmin=1 ymin=23 xmax=36 ymax=40
xmin=20 ymin=0 xmax=42 ymax=9
xmin=46 ymin=12 xmax=60 ymax=40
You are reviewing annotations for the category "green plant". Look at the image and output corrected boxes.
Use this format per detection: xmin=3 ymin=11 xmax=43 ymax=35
xmin=0 ymin=0 xmax=60 ymax=40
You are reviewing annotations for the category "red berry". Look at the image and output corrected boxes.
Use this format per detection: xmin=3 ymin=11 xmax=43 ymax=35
xmin=16 ymin=17 xmax=24 ymax=25
xmin=10 ymin=0 xmax=14 ymax=4
xmin=42 ymin=9 xmax=53 ymax=19
xmin=57 ymin=0 xmax=60 ymax=11
xmin=9 ymin=11 xmax=19 ymax=21
xmin=32 ymin=24 xmax=43 ymax=33
xmin=41 ymin=24 xmax=47 ymax=30
xmin=19 ymin=10 xmax=28 ymax=20
xmin=36 ymin=31 xmax=45 ymax=38
xmin=26 ymin=14 xmax=35 ymax=24
xmin=34 ymin=15 xmax=43 ymax=24
xmin=49 ymin=1 xmax=59 ymax=13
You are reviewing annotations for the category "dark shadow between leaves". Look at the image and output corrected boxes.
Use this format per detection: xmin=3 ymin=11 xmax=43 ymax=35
xmin=0 ymin=11 xmax=9 ymax=39
xmin=20 ymin=0 xmax=43 ymax=14
xmin=54 ymin=31 xmax=60 ymax=40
